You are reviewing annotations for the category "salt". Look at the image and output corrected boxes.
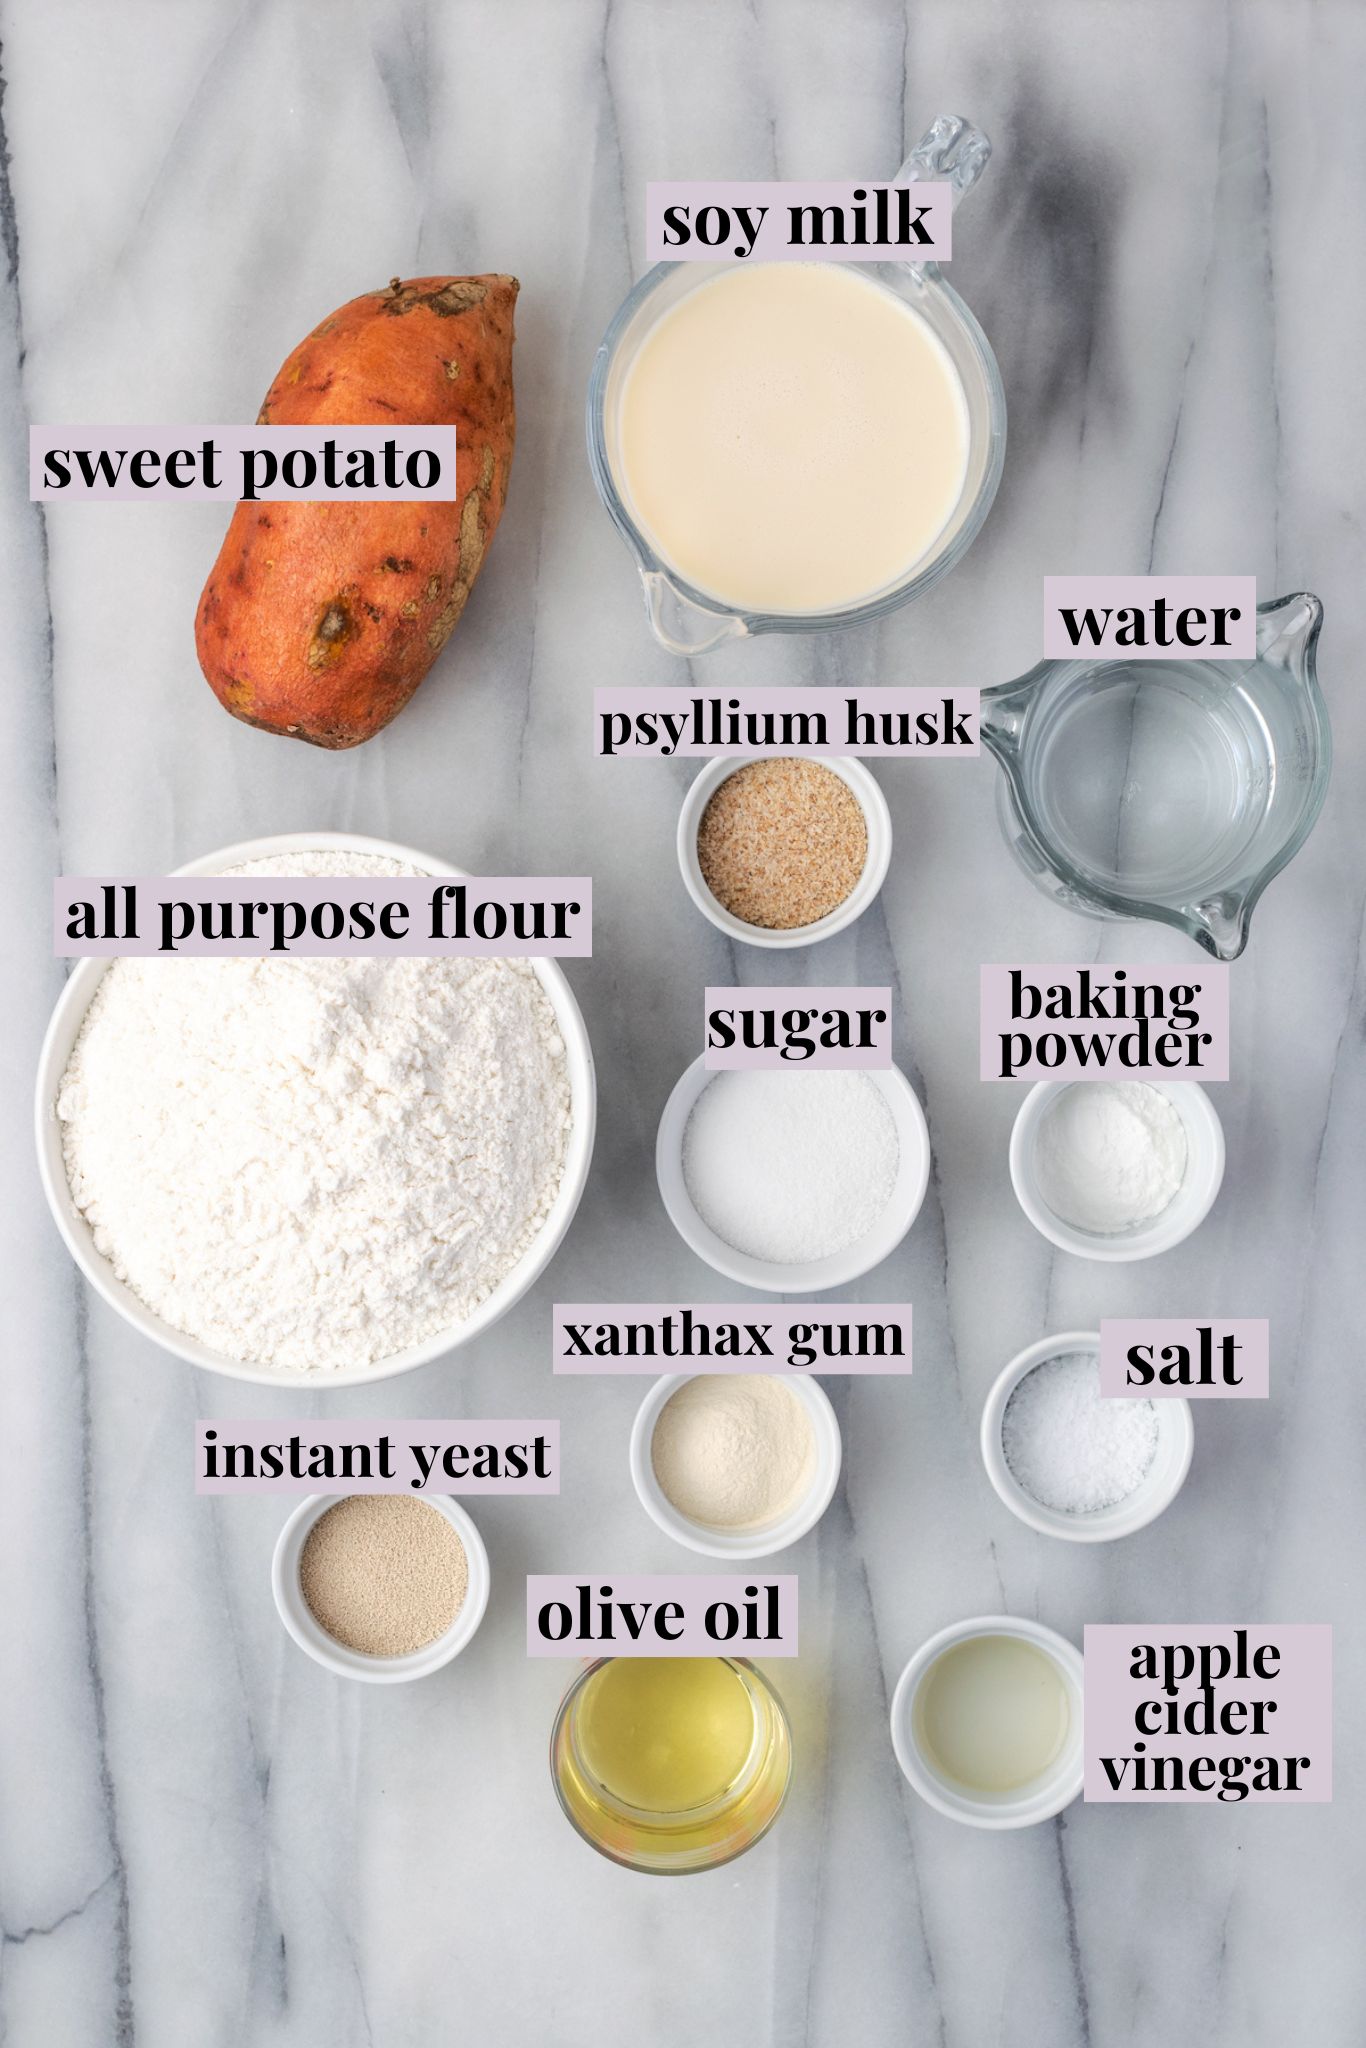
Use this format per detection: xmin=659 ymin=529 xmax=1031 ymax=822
xmin=1001 ymin=1350 xmax=1158 ymax=1514
xmin=682 ymin=1069 xmax=899 ymax=1265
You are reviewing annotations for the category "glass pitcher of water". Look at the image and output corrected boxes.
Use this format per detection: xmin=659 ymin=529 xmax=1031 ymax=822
xmin=980 ymin=592 xmax=1331 ymax=961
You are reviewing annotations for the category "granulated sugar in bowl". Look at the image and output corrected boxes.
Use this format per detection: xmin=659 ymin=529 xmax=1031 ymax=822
xmin=37 ymin=833 xmax=596 ymax=1384
xmin=656 ymin=1057 xmax=932 ymax=1293
xmin=684 ymin=1070 xmax=898 ymax=1263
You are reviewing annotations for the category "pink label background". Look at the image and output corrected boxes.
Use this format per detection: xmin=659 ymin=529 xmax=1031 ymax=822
xmin=1084 ymin=1624 xmax=1331 ymax=1802
xmin=979 ymin=963 xmax=1230 ymax=1081
xmin=1043 ymin=576 xmax=1257 ymax=659
xmin=595 ymin=687 xmax=979 ymax=758
xmin=196 ymin=1420 xmax=560 ymax=1494
xmin=57 ymin=877 xmax=592 ymax=957
xmin=31 ymin=425 xmax=461 ymax=500
xmin=644 ymin=181 xmax=951 ymax=262
xmin=705 ymin=987 xmax=892 ymax=1069
xmin=1099 ymin=1319 xmax=1269 ymax=1399
xmin=552 ymin=1304 xmax=912 ymax=1373
xmin=527 ymin=1574 xmax=798 ymax=1655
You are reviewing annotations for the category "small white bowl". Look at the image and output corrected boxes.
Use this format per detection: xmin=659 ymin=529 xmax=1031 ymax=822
xmin=629 ymin=1371 xmax=843 ymax=1559
xmin=1008 ymin=1078 xmax=1225 ymax=1263
xmin=890 ymin=1615 xmax=1085 ymax=1829
xmin=980 ymin=1331 xmax=1194 ymax=1543
xmin=656 ymin=1055 xmax=931 ymax=1294
xmin=677 ymin=753 xmax=892 ymax=948
xmin=271 ymin=1493 xmax=491 ymax=1683
xmin=34 ymin=830 xmax=597 ymax=1386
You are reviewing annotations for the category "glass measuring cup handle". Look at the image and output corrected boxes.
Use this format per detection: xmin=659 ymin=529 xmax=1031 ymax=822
xmin=639 ymin=570 xmax=751 ymax=657
xmin=979 ymin=663 xmax=1046 ymax=763
xmin=892 ymin=115 xmax=993 ymax=215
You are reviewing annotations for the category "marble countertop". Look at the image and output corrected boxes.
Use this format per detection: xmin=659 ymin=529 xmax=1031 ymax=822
xmin=2 ymin=1 xmax=1362 ymax=2042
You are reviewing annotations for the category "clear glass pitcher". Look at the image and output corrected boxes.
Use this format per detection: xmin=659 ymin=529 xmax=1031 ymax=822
xmin=586 ymin=115 xmax=1006 ymax=655
xmin=980 ymin=592 xmax=1332 ymax=961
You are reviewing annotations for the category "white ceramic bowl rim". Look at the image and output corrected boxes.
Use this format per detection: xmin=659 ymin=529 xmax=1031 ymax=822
xmin=890 ymin=1614 xmax=1085 ymax=1829
xmin=676 ymin=753 xmax=893 ymax=949
xmin=1008 ymin=1077 xmax=1225 ymax=1263
xmin=34 ymin=830 xmax=598 ymax=1386
xmin=979 ymin=1330 xmax=1195 ymax=1544
xmin=628 ymin=1370 xmax=843 ymax=1559
xmin=655 ymin=1054 xmax=931 ymax=1295
xmin=270 ymin=1491 xmax=491 ymax=1684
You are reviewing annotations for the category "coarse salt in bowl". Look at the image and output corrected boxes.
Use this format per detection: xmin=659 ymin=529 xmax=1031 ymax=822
xmin=34 ymin=831 xmax=597 ymax=1387
xmin=677 ymin=753 xmax=892 ymax=949
xmin=655 ymin=1056 xmax=930 ymax=1294
xmin=980 ymin=1331 xmax=1194 ymax=1543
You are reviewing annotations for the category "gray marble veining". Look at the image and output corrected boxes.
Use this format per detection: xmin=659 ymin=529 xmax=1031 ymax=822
xmin=1 ymin=2 xmax=1362 ymax=2043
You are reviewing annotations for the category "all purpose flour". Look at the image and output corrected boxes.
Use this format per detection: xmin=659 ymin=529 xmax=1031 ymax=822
xmin=56 ymin=853 xmax=572 ymax=1371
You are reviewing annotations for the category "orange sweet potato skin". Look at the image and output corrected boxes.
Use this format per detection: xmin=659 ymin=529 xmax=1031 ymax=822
xmin=195 ymin=275 xmax=517 ymax=748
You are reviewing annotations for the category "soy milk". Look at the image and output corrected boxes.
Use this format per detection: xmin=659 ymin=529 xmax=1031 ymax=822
xmin=614 ymin=262 xmax=970 ymax=614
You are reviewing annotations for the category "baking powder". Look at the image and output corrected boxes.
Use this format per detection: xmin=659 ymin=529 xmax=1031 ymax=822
xmin=1033 ymin=1080 xmax=1187 ymax=1234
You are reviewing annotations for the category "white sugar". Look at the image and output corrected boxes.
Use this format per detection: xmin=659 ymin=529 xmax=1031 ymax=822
xmin=682 ymin=1069 xmax=899 ymax=1265
xmin=1001 ymin=1350 xmax=1158 ymax=1514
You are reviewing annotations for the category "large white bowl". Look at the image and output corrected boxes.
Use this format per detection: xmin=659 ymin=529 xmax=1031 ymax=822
xmin=35 ymin=831 xmax=597 ymax=1386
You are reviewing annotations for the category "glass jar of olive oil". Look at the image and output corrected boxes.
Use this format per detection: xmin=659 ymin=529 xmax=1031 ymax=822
xmin=550 ymin=1657 xmax=792 ymax=1874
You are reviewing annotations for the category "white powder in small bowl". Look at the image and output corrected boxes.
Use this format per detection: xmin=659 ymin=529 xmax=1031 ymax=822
xmin=56 ymin=852 xmax=572 ymax=1372
xmin=651 ymin=1375 xmax=816 ymax=1529
xmin=682 ymin=1069 xmax=899 ymax=1265
xmin=1033 ymin=1080 xmax=1187 ymax=1235
xmin=1002 ymin=1351 xmax=1158 ymax=1515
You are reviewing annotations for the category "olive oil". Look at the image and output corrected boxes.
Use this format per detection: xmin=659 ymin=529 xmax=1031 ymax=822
xmin=551 ymin=1658 xmax=792 ymax=1873
xmin=913 ymin=1634 xmax=1070 ymax=1793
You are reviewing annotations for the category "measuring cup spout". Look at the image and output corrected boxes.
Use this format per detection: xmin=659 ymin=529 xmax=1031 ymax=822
xmin=640 ymin=571 xmax=749 ymax=657
xmin=1187 ymin=892 xmax=1253 ymax=963
xmin=1256 ymin=590 xmax=1324 ymax=673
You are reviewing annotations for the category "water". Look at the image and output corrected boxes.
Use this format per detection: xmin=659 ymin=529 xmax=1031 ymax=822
xmin=1026 ymin=662 xmax=1276 ymax=905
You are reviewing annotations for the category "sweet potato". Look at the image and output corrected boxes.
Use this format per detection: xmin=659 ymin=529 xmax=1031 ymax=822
xmin=195 ymin=274 xmax=517 ymax=748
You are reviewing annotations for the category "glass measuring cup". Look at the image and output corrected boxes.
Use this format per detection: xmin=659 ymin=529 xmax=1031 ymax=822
xmin=550 ymin=1657 xmax=792 ymax=1874
xmin=980 ymin=592 xmax=1331 ymax=961
xmin=587 ymin=115 xmax=1006 ymax=654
